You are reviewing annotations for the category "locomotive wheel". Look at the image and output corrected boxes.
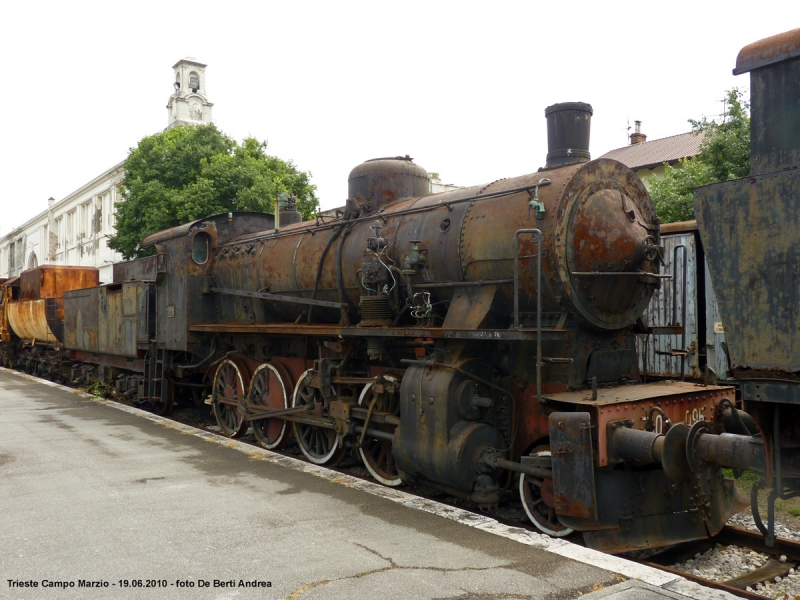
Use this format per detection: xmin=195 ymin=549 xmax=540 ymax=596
xmin=357 ymin=377 xmax=401 ymax=487
xmin=292 ymin=369 xmax=344 ymax=465
xmin=249 ymin=362 xmax=292 ymax=450
xmin=519 ymin=446 xmax=574 ymax=537
xmin=212 ymin=358 xmax=250 ymax=438
xmin=151 ymin=377 xmax=174 ymax=416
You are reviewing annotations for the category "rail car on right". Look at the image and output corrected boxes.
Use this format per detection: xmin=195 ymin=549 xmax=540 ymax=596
xmin=691 ymin=27 xmax=800 ymax=546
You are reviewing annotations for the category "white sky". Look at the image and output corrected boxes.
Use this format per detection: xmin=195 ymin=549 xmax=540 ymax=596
xmin=0 ymin=1 xmax=789 ymax=234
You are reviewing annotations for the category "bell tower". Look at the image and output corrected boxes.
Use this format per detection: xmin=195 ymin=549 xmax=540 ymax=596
xmin=167 ymin=58 xmax=213 ymax=129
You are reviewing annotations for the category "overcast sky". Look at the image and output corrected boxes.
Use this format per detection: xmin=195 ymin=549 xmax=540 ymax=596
xmin=0 ymin=1 xmax=789 ymax=234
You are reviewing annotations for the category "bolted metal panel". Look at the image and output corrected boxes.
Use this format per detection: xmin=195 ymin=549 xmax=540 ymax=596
xmin=549 ymin=411 xmax=597 ymax=520
xmin=695 ymin=169 xmax=800 ymax=374
xmin=544 ymin=381 xmax=734 ymax=467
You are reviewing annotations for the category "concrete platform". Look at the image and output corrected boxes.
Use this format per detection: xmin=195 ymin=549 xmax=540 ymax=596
xmin=0 ymin=368 xmax=734 ymax=600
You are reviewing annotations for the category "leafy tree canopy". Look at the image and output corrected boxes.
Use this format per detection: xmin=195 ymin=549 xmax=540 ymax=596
xmin=649 ymin=89 xmax=750 ymax=223
xmin=109 ymin=124 xmax=318 ymax=258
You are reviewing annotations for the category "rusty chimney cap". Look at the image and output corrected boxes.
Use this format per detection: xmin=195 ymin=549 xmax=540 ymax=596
xmin=734 ymin=27 xmax=800 ymax=75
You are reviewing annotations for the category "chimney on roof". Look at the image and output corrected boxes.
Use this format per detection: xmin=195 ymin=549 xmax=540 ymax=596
xmin=48 ymin=197 xmax=55 ymax=208
xmin=630 ymin=120 xmax=647 ymax=145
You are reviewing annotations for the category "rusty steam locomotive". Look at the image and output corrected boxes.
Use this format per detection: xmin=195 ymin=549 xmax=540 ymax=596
xmin=2 ymin=27 xmax=799 ymax=555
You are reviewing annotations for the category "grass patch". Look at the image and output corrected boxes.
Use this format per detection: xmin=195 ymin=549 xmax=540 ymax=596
xmin=82 ymin=378 xmax=115 ymax=398
xmin=722 ymin=468 xmax=760 ymax=482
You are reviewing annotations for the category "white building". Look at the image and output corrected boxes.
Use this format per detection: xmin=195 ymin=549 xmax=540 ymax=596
xmin=0 ymin=59 xmax=213 ymax=282
xmin=0 ymin=164 xmax=125 ymax=282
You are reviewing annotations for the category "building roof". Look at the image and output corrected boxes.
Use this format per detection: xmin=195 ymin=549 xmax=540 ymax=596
xmin=600 ymin=131 xmax=706 ymax=171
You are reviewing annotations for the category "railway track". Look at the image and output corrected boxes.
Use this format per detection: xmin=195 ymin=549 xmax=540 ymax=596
xmin=630 ymin=526 xmax=800 ymax=600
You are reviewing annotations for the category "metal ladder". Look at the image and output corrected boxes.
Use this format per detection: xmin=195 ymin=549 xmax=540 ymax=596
xmin=145 ymin=345 xmax=168 ymax=407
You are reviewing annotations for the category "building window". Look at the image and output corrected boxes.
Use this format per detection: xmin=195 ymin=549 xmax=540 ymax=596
xmin=81 ymin=202 xmax=92 ymax=238
xmin=68 ymin=210 xmax=76 ymax=245
xmin=108 ymin=189 xmax=116 ymax=229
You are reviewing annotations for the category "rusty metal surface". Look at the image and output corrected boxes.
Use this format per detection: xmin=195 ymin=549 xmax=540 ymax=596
xmin=4 ymin=266 xmax=100 ymax=346
xmin=7 ymin=300 xmax=58 ymax=343
xmin=139 ymin=212 xmax=274 ymax=249
xmin=347 ymin=156 xmax=430 ymax=214
xmin=543 ymin=380 xmax=730 ymax=405
xmin=734 ymin=27 xmax=800 ymax=75
xmin=0 ymin=283 xmax=12 ymax=344
xmin=696 ymin=169 xmax=800 ymax=374
xmin=549 ymin=412 xmax=597 ymax=520
xmin=19 ymin=265 xmax=99 ymax=300
xmin=557 ymin=159 xmax=658 ymax=329
xmin=208 ymin=158 xmax=657 ymax=335
xmin=149 ymin=212 xmax=275 ymax=351
xmin=659 ymin=220 xmax=698 ymax=234
xmin=545 ymin=381 xmax=734 ymax=467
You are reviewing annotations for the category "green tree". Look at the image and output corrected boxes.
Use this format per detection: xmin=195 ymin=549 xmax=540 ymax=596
xmin=649 ymin=157 xmax=716 ymax=223
xmin=109 ymin=124 xmax=318 ymax=258
xmin=649 ymin=89 xmax=750 ymax=223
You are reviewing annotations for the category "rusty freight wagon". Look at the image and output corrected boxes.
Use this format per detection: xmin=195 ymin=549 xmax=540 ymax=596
xmin=0 ymin=265 xmax=98 ymax=377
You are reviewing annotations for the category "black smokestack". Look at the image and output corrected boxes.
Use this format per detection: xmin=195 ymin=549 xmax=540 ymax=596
xmin=544 ymin=102 xmax=593 ymax=169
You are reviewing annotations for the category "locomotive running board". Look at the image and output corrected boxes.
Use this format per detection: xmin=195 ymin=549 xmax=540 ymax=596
xmin=188 ymin=323 xmax=568 ymax=342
